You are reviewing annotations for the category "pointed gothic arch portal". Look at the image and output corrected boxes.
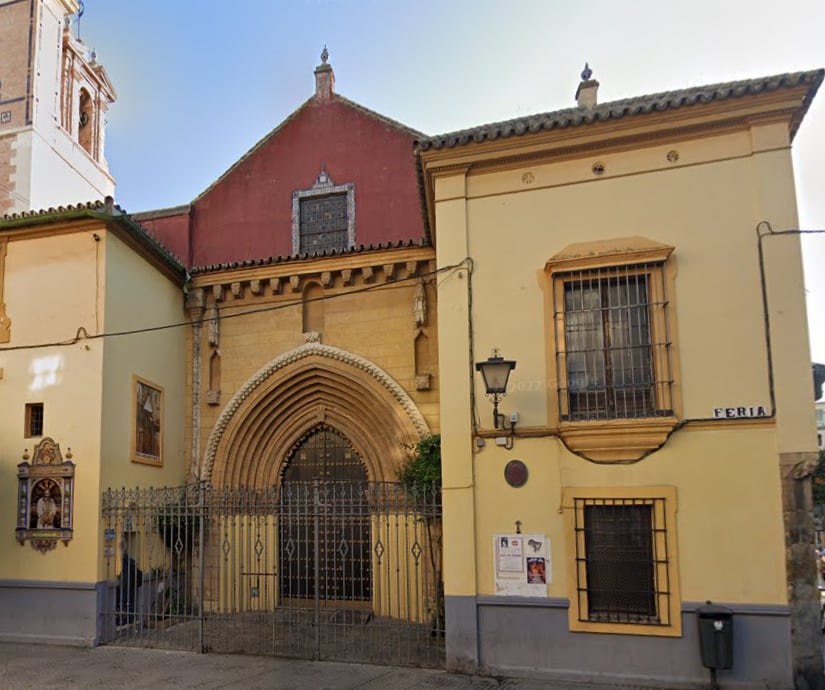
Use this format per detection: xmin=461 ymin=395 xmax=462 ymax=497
xmin=280 ymin=426 xmax=371 ymax=602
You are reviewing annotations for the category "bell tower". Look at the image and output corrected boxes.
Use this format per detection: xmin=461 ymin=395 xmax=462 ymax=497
xmin=0 ymin=0 xmax=116 ymax=214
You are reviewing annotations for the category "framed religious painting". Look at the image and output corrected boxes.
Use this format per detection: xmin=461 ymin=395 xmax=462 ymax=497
xmin=131 ymin=375 xmax=163 ymax=466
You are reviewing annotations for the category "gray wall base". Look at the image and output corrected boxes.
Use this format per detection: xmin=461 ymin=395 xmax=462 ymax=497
xmin=445 ymin=595 xmax=479 ymax=673
xmin=445 ymin=595 xmax=794 ymax=690
xmin=0 ymin=580 xmax=99 ymax=648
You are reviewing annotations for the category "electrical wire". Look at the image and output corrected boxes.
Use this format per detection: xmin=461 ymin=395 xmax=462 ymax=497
xmin=0 ymin=179 xmax=30 ymax=206
xmin=479 ymin=223 xmax=825 ymax=465
xmin=0 ymin=258 xmax=470 ymax=353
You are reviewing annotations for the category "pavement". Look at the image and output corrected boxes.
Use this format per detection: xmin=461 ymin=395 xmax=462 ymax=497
xmin=0 ymin=642 xmax=650 ymax=690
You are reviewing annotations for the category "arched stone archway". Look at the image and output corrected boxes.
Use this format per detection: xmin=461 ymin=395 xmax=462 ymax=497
xmin=201 ymin=342 xmax=430 ymax=487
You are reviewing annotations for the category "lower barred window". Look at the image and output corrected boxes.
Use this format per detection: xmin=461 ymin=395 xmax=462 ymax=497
xmin=573 ymin=496 xmax=673 ymax=626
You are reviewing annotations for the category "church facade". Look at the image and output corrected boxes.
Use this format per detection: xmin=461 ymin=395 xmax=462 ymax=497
xmin=0 ymin=3 xmax=823 ymax=688
xmin=134 ymin=53 xmax=438 ymax=491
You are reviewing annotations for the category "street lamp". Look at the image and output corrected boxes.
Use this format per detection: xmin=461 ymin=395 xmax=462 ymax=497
xmin=475 ymin=350 xmax=517 ymax=432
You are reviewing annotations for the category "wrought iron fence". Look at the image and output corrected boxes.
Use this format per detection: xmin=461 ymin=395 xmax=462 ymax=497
xmin=100 ymin=481 xmax=443 ymax=667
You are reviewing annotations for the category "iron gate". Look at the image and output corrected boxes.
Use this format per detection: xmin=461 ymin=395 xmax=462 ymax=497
xmin=99 ymin=481 xmax=444 ymax=667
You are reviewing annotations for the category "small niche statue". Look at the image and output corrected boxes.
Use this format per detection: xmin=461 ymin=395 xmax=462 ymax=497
xmin=16 ymin=437 xmax=75 ymax=553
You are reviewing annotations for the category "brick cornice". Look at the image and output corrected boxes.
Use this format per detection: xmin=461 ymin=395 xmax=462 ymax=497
xmin=190 ymin=246 xmax=436 ymax=300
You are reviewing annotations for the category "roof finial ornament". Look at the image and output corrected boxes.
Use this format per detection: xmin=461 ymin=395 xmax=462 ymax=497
xmin=575 ymin=63 xmax=599 ymax=109
xmin=314 ymin=46 xmax=334 ymax=99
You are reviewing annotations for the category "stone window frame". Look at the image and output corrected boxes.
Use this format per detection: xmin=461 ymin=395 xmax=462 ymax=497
xmin=291 ymin=168 xmax=355 ymax=256
xmin=544 ymin=238 xmax=682 ymax=462
xmin=562 ymin=485 xmax=681 ymax=637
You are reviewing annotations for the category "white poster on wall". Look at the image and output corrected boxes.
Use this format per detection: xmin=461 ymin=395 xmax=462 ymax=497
xmin=493 ymin=533 xmax=550 ymax=596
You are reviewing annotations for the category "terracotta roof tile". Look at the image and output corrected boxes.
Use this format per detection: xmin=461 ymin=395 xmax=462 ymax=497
xmin=189 ymin=238 xmax=430 ymax=275
xmin=418 ymin=70 xmax=824 ymax=151
xmin=0 ymin=198 xmax=186 ymax=276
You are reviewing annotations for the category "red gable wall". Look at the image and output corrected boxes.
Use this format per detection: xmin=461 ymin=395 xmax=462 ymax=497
xmin=184 ymin=97 xmax=426 ymax=268
xmin=138 ymin=213 xmax=190 ymax=266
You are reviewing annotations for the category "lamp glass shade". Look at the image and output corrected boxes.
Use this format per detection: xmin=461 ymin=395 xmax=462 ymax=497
xmin=475 ymin=356 xmax=516 ymax=394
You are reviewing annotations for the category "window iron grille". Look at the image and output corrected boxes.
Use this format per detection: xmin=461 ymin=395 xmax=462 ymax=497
xmin=555 ymin=262 xmax=673 ymax=421
xmin=573 ymin=497 xmax=671 ymax=626
xmin=299 ymin=193 xmax=348 ymax=254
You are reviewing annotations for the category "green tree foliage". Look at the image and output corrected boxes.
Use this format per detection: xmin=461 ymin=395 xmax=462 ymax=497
xmin=397 ymin=434 xmax=441 ymax=490
xmin=397 ymin=434 xmax=444 ymax=636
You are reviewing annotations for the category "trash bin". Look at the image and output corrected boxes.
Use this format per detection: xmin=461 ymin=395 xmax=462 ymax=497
xmin=697 ymin=601 xmax=733 ymax=670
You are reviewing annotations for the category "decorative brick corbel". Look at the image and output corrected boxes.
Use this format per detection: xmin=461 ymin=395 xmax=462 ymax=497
xmin=185 ymin=287 xmax=206 ymax=319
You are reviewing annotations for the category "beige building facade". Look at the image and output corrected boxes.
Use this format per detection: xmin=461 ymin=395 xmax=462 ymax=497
xmin=421 ymin=69 xmax=823 ymax=688
xmin=0 ymin=202 xmax=186 ymax=644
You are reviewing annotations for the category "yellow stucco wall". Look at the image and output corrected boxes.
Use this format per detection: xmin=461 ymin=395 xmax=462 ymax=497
xmin=0 ymin=225 xmax=104 ymax=581
xmin=98 ymin=229 xmax=186 ymax=579
xmin=0 ymin=220 xmax=186 ymax=584
xmin=99 ymin=230 xmax=186 ymax=492
xmin=430 ymin=118 xmax=815 ymax=616
xmin=472 ymin=430 xmax=785 ymax=603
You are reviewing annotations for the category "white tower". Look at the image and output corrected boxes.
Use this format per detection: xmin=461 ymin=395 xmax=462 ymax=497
xmin=0 ymin=0 xmax=116 ymax=214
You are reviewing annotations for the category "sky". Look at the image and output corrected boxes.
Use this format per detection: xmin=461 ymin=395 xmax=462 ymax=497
xmin=79 ymin=0 xmax=825 ymax=365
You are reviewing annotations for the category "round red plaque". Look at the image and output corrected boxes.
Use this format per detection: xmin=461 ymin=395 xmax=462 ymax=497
xmin=504 ymin=460 xmax=528 ymax=487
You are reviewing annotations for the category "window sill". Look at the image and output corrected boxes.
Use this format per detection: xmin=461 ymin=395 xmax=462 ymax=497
xmin=558 ymin=417 xmax=679 ymax=462
xmin=569 ymin=617 xmax=682 ymax=637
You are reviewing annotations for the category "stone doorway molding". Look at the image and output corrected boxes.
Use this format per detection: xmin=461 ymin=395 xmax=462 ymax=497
xmin=201 ymin=342 xmax=430 ymax=486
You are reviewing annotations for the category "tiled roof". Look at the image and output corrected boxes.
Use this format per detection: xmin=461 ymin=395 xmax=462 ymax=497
xmin=0 ymin=198 xmax=113 ymax=221
xmin=132 ymin=204 xmax=191 ymax=222
xmin=418 ymin=70 xmax=824 ymax=151
xmin=334 ymin=93 xmax=425 ymax=140
xmin=189 ymin=238 xmax=430 ymax=275
xmin=0 ymin=198 xmax=185 ymax=276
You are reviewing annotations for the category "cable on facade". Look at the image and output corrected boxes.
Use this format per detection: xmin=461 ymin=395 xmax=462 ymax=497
xmin=494 ymin=223 xmax=825 ymax=465
xmin=0 ymin=258 xmax=471 ymax=353
xmin=0 ymin=180 xmax=31 ymax=206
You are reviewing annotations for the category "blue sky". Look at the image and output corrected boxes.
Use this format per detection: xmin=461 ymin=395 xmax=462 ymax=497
xmin=80 ymin=0 xmax=825 ymax=364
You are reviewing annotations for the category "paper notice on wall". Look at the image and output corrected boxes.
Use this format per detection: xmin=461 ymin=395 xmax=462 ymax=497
xmin=496 ymin=535 xmax=523 ymax=571
xmin=494 ymin=534 xmax=550 ymax=596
